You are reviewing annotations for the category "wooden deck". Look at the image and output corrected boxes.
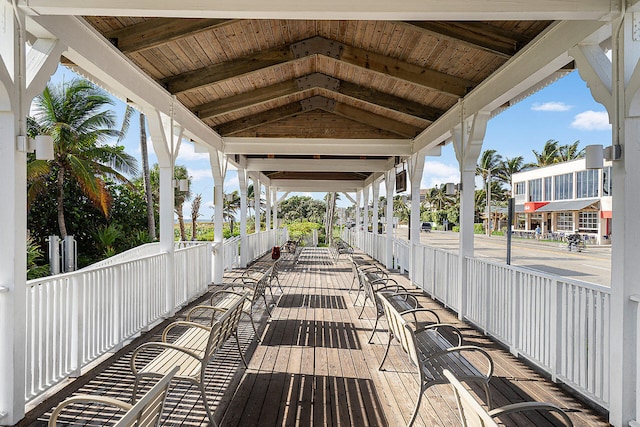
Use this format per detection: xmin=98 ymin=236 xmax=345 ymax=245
xmin=21 ymin=247 xmax=608 ymax=426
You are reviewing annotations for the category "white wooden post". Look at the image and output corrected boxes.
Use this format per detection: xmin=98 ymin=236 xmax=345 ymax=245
xmin=372 ymin=180 xmax=380 ymax=236
xmin=265 ymin=186 xmax=271 ymax=230
xmin=571 ymin=15 xmax=640 ymax=425
xmin=254 ymin=175 xmax=261 ymax=232
xmin=0 ymin=6 xmax=61 ymax=422
xmin=238 ymin=168 xmax=248 ymax=267
xmin=355 ymin=189 xmax=362 ymax=246
xmin=385 ymin=169 xmax=396 ymax=270
xmin=452 ymin=111 xmax=489 ymax=320
xmin=408 ymin=153 xmax=425 ymax=281
xmin=363 ymin=185 xmax=370 ymax=233
xmin=147 ymin=109 xmax=182 ymax=316
xmin=207 ymin=148 xmax=226 ymax=284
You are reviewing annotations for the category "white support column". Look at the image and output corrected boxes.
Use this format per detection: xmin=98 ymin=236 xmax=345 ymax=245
xmin=408 ymin=153 xmax=426 ymax=281
xmin=372 ymin=180 xmax=380 ymax=235
xmin=238 ymin=168 xmax=248 ymax=267
xmin=363 ymin=185 xmax=370 ymax=233
xmin=0 ymin=7 xmax=61 ymax=422
xmin=265 ymin=186 xmax=272 ymax=230
xmin=254 ymin=176 xmax=261 ymax=232
xmin=355 ymin=189 xmax=362 ymax=245
xmin=385 ymin=169 xmax=396 ymax=270
xmin=147 ymin=108 xmax=182 ymax=315
xmin=572 ymin=12 xmax=640 ymax=427
xmin=452 ymin=110 xmax=489 ymax=320
xmin=208 ymin=149 xmax=226 ymax=284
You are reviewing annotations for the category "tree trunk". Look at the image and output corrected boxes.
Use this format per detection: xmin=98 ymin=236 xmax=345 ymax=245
xmin=191 ymin=194 xmax=201 ymax=240
xmin=177 ymin=205 xmax=187 ymax=241
xmin=326 ymin=192 xmax=336 ymax=246
xmin=140 ymin=113 xmax=156 ymax=240
xmin=56 ymin=167 xmax=68 ymax=238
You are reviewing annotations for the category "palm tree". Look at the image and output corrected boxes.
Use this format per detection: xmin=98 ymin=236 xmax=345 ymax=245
xmin=476 ymin=149 xmax=503 ymax=187
xmin=119 ymin=106 xmax=155 ymax=240
xmin=27 ymin=79 xmax=138 ymax=238
xmin=173 ymin=165 xmax=192 ymax=241
xmin=557 ymin=141 xmax=584 ymax=162
xmin=532 ymin=139 xmax=560 ymax=166
xmin=497 ymin=156 xmax=531 ymax=186
xmin=191 ymin=194 xmax=202 ymax=240
xmin=222 ymin=191 xmax=241 ymax=234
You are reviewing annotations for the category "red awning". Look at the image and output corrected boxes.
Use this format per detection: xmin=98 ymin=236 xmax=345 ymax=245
xmin=524 ymin=202 xmax=549 ymax=212
xmin=600 ymin=210 xmax=612 ymax=218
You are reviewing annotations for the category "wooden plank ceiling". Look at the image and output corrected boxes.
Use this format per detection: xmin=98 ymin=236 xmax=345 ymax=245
xmin=83 ymin=18 xmax=551 ymax=184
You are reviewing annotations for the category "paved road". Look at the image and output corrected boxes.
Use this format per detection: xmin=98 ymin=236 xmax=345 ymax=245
xmin=396 ymin=228 xmax=611 ymax=287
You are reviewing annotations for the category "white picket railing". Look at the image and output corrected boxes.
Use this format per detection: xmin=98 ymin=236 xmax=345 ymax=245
xmin=24 ymin=243 xmax=210 ymax=403
xmin=223 ymin=236 xmax=241 ymax=271
xmin=349 ymin=231 xmax=611 ymax=408
xmin=79 ymin=242 xmax=162 ymax=270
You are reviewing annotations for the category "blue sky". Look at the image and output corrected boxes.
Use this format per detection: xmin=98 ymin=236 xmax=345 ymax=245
xmin=50 ymin=66 xmax=612 ymax=215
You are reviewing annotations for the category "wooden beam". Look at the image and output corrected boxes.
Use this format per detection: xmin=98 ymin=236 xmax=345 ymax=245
xmin=195 ymin=80 xmax=299 ymax=118
xmin=162 ymin=44 xmax=297 ymax=94
xmin=106 ymin=18 xmax=236 ymax=54
xmin=330 ymin=102 xmax=421 ymax=138
xmin=24 ymin=0 xmax=622 ymax=21
xmin=215 ymin=102 xmax=304 ymax=135
xmin=162 ymin=36 xmax=471 ymax=97
xmin=245 ymin=158 xmax=390 ymax=172
xmin=194 ymin=73 xmax=443 ymax=121
xmin=402 ymin=21 xmax=532 ymax=58
xmin=338 ymin=41 xmax=473 ymax=97
xmin=224 ymin=137 xmax=412 ymax=156
xmin=337 ymin=80 xmax=442 ymax=121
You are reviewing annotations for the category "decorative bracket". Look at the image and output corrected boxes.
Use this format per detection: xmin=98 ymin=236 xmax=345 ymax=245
xmin=296 ymin=73 xmax=340 ymax=91
xmin=300 ymin=96 xmax=336 ymax=112
xmin=290 ymin=36 xmax=344 ymax=60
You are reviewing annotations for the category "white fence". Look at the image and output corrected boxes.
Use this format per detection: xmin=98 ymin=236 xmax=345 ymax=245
xmin=348 ymin=230 xmax=611 ymax=408
xmin=223 ymin=236 xmax=240 ymax=271
xmin=24 ymin=243 xmax=210 ymax=403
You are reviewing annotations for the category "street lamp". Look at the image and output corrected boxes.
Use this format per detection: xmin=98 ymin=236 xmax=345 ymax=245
xmin=477 ymin=167 xmax=495 ymax=237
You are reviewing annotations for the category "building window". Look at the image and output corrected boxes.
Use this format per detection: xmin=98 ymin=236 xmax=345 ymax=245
xmin=528 ymin=178 xmax=542 ymax=201
xmin=603 ymin=166 xmax=612 ymax=196
xmin=554 ymin=173 xmax=573 ymax=200
xmin=578 ymin=211 xmax=598 ymax=232
xmin=544 ymin=176 xmax=552 ymax=201
xmin=514 ymin=182 xmax=525 ymax=195
xmin=576 ymin=169 xmax=599 ymax=198
xmin=556 ymin=212 xmax=574 ymax=231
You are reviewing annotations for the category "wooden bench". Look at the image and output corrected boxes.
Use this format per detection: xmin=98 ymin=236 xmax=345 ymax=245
xmin=49 ymin=365 xmax=179 ymax=427
xmin=378 ymin=293 xmax=494 ymax=427
xmin=356 ymin=266 xmax=434 ymax=343
xmin=349 ymin=258 xmax=388 ymax=298
xmin=130 ymin=293 xmax=248 ymax=427
xmin=443 ymin=369 xmax=573 ymax=427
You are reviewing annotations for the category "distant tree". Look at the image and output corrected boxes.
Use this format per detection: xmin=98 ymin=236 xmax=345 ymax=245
xmin=279 ymin=196 xmax=326 ymax=224
xmin=191 ymin=194 xmax=202 ymax=240
xmin=149 ymin=164 xmax=192 ymax=241
xmin=532 ymin=139 xmax=560 ymax=166
xmin=222 ymin=190 xmax=240 ymax=235
xmin=476 ymin=149 xmax=503 ymax=188
xmin=27 ymin=79 xmax=138 ymax=238
xmin=497 ymin=156 xmax=531 ymax=186
xmin=557 ymin=141 xmax=584 ymax=162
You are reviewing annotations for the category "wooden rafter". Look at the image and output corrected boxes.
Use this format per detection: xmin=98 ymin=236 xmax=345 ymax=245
xmin=215 ymin=95 xmax=421 ymax=137
xmin=193 ymin=73 xmax=444 ymax=121
xmin=402 ymin=21 xmax=533 ymax=58
xmin=105 ymin=18 xmax=235 ymax=53
xmin=161 ymin=36 xmax=472 ymax=97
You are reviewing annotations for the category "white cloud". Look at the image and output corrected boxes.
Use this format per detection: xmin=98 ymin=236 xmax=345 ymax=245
xmin=421 ymin=161 xmax=459 ymax=189
xmin=187 ymin=168 xmax=212 ymax=181
xmin=176 ymin=142 xmax=209 ymax=161
xmin=571 ymin=110 xmax=611 ymax=131
xmin=531 ymin=102 xmax=572 ymax=112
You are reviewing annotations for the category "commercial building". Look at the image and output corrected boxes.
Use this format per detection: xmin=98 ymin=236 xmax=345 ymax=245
xmin=512 ymin=158 xmax=612 ymax=244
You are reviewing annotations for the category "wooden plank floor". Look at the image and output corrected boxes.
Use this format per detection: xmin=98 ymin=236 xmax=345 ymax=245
xmin=21 ymin=247 xmax=609 ymax=426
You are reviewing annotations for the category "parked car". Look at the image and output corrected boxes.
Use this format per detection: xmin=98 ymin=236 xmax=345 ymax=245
xmin=421 ymin=222 xmax=432 ymax=232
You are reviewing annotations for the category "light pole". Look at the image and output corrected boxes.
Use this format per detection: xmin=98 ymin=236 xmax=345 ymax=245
xmin=486 ymin=168 xmax=492 ymax=237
